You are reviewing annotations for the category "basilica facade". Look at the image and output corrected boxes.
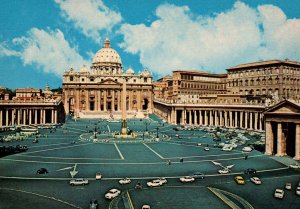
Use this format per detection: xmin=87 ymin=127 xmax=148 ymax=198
xmin=62 ymin=38 xmax=153 ymax=119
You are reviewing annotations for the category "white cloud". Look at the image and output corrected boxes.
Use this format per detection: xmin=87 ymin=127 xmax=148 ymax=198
xmin=55 ymin=0 xmax=122 ymax=43
xmin=2 ymin=28 xmax=88 ymax=76
xmin=0 ymin=42 xmax=20 ymax=56
xmin=119 ymin=2 xmax=300 ymax=76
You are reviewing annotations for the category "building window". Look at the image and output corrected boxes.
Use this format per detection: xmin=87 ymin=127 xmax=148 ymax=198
xmin=82 ymin=78 xmax=85 ymax=82
xmin=144 ymin=78 xmax=147 ymax=83
xmin=70 ymin=76 xmax=73 ymax=81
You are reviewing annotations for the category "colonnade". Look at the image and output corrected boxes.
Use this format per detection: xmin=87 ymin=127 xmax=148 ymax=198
xmin=169 ymin=109 xmax=264 ymax=131
xmin=0 ymin=108 xmax=58 ymax=127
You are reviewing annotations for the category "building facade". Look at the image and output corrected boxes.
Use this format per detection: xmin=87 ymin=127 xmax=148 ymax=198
xmin=154 ymin=70 xmax=227 ymax=103
xmin=63 ymin=38 xmax=153 ymax=119
xmin=227 ymin=60 xmax=300 ymax=101
xmin=0 ymin=85 xmax=64 ymax=128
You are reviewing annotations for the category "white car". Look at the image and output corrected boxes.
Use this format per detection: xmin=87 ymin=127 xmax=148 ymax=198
xmin=222 ymin=146 xmax=233 ymax=151
xmin=142 ymin=205 xmax=151 ymax=209
xmin=119 ymin=178 xmax=131 ymax=185
xmin=95 ymin=172 xmax=102 ymax=180
xmin=274 ymin=189 xmax=284 ymax=199
xmin=250 ymin=177 xmax=262 ymax=185
xmin=285 ymin=183 xmax=292 ymax=190
xmin=242 ymin=146 xmax=253 ymax=152
xmin=218 ymin=169 xmax=230 ymax=174
xmin=289 ymin=164 xmax=300 ymax=169
xmin=147 ymin=178 xmax=167 ymax=187
xmin=296 ymin=186 xmax=300 ymax=196
xmin=105 ymin=189 xmax=121 ymax=200
xmin=180 ymin=176 xmax=195 ymax=183
xmin=69 ymin=178 xmax=89 ymax=186
xmin=204 ymin=147 xmax=210 ymax=151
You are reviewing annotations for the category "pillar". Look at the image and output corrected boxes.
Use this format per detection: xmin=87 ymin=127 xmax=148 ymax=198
xmin=249 ymin=112 xmax=253 ymax=129
xmin=234 ymin=111 xmax=238 ymax=127
xmin=276 ymin=122 xmax=286 ymax=156
xmin=174 ymin=109 xmax=177 ymax=124
xmin=204 ymin=110 xmax=208 ymax=126
xmin=254 ymin=112 xmax=258 ymax=130
xmin=17 ymin=109 xmax=21 ymax=125
xmin=0 ymin=110 xmax=2 ymax=127
xmin=199 ymin=110 xmax=202 ymax=125
xmin=43 ymin=109 xmax=46 ymax=124
xmin=265 ymin=121 xmax=274 ymax=155
xmin=294 ymin=124 xmax=300 ymax=160
xmin=240 ymin=111 xmax=243 ymax=128
xmin=229 ymin=111 xmax=232 ymax=127
xmin=259 ymin=113 xmax=263 ymax=130
xmin=54 ymin=110 xmax=57 ymax=124
xmin=245 ymin=112 xmax=248 ymax=129
xmin=104 ymin=90 xmax=107 ymax=111
xmin=224 ymin=111 xmax=228 ymax=127
xmin=214 ymin=111 xmax=218 ymax=126
xmin=209 ymin=110 xmax=213 ymax=126
xmin=189 ymin=110 xmax=192 ymax=125
xmin=35 ymin=110 xmax=38 ymax=124
xmin=194 ymin=110 xmax=198 ymax=125
xmin=29 ymin=109 xmax=32 ymax=125
xmin=51 ymin=109 xmax=54 ymax=123
xmin=6 ymin=109 xmax=9 ymax=126
xmin=220 ymin=111 xmax=223 ymax=126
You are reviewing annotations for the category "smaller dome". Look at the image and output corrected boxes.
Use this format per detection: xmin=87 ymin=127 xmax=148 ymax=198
xmin=126 ymin=67 xmax=134 ymax=75
xmin=79 ymin=65 xmax=89 ymax=73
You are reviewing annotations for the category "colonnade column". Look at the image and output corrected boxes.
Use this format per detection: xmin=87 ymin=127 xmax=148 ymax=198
xmin=254 ymin=112 xmax=258 ymax=130
xmin=189 ymin=111 xmax=192 ymax=125
xmin=224 ymin=111 xmax=228 ymax=127
xmin=229 ymin=111 xmax=232 ymax=127
xmin=214 ymin=111 xmax=218 ymax=126
xmin=0 ymin=110 xmax=2 ymax=127
xmin=276 ymin=122 xmax=286 ymax=156
xmin=17 ymin=109 xmax=21 ymax=125
xmin=249 ymin=112 xmax=253 ymax=129
xmin=199 ymin=110 xmax=202 ymax=125
xmin=104 ymin=91 xmax=107 ymax=111
xmin=194 ymin=110 xmax=198 ymax=125
xmin=239 ymin=112 xmax=243 ymax=128
xmin=245 ymin=112 xmax=248 ymax=129
xmin=294 ymin=124 xmax=300 ymax=160
xmin=174 ymin=109 xmax=177 ymax=125
xmin=209 ymin=110 xmax=213 ymax=126
xmin=204 ymin=110 xmax=208 ymax=126
xmin=43 ymin=110 xmax=46 ymax=124
xmin=29 ymin=109 xmax=32 ymax=125
xmin=234 ymin=111 xmax=238 ymax=127
xmin=259 ymin=113 xmax=263 ymax=130
xmin=265 ymin=121 xmax=274 ymax=155
xmin=220 ymin=111 xmax=223 ymax=126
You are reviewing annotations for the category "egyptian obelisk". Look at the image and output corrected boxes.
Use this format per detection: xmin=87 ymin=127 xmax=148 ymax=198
xmin=121 ymin=76 xmax=127 ymax=135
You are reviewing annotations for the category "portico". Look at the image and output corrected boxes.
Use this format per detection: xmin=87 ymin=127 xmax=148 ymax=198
xmin=264 ymin=100 xmax=300 ymax=160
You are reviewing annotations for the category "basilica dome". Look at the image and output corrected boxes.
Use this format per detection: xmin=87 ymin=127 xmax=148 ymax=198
xmin=92 ymin=38 xmax=122 ymax=65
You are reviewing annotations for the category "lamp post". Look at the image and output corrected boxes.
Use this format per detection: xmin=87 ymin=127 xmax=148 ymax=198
xmin=144 ymin=121 xmax=149 ymax=132
xmin=156 ymin=127 xmax=159 ymax=138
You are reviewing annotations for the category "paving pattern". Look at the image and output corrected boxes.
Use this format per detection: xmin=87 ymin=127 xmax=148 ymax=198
xmin=0 ymin=114 xmax=299 ymax=209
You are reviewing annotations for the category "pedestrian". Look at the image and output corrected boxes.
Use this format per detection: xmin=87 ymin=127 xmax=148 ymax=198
xmin=167 ymin=160 xmax=171 ymax=165
xmin=180 ymin=158 xmax=183 ymax=163
xmin=245 ymin=155 xmax=248 ymax=160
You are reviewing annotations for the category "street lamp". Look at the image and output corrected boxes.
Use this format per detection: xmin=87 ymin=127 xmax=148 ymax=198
xmin=156 ymin=127 xmax=159 ymax=138
xmin=144 ymin=121 xmax=149 ymax=132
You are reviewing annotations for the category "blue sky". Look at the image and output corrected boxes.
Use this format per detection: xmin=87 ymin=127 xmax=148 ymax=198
xmin=0 ymin=0 xmax=300 ymax=89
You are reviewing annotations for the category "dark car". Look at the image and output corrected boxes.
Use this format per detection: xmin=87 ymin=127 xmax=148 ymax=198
xmin=37 ymin=168 xmax=48 ymax=174
xmin=89 ymin=199 xmax=98 ymax=209
xmin=244 ymin=168 xmax=256 ymax=174
xmin=191 ymin=172 xmax=205 ymax=179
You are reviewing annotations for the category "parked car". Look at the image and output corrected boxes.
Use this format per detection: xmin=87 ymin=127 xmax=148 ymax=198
xmin=250 ymin=177 xmax=262 ymax=185
xmin=274 ymin=189 xmax=284 ymax=199
xmin=204 ymin=147 xmax=210 ymax=151
xmin=222 ymin=146 xmax=233 ymax=151
xmin=296 ymin=185 xmax=300 ymax=196
xmin=119 ymin=178 xmax=131 ymax=185
xmin=89 ymin=199 xmax=99 ymax=209
xmin=105 ymin=189 xmax=121 ymax=200
xmin=218 ymin=169 xmax=230 ymax=174
xmin=242 ymin=146 xmax=253 ymax=152
xmin=95 ymin=172 xmax=102 ymax=180
xmin=32 ymin=138 xmax=39 ymax=143
xmin=180 ymin=176 xmax=195 ymax=183
xmin=69 ymin=178 xmax=89 ymax=186
xmin=36 ymin=168 xmax=48 ymax=174
xmin=142 ymin=205 xmax=151 ymax=209
xmin=289 ymin=164 xmax=300 ymax=169
xmin=285 ymin=183 xmax=292 ymax=190
xmin=244 ymin=168 xmax=257 ymax=174
xmin=234 ymin=176 xmax=245 ymax=185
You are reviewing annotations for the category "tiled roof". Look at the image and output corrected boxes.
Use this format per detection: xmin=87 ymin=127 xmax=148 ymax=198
xmin=228 ymin=60 xmax=300 ymax=70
